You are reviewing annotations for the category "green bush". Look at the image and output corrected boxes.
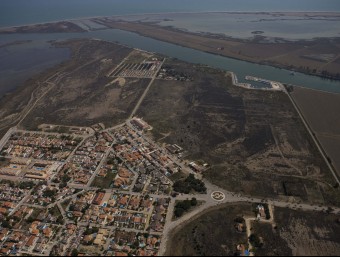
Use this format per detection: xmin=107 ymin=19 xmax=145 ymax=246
xmin=173 ymin=174 xmax=206 ymax=194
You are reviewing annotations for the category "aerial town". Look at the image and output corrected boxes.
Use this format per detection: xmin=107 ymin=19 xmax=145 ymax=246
xmin=1 ymin=5 xmax=340 ymax=254
xmin=0 ymin=117 xmax=209 ymax=256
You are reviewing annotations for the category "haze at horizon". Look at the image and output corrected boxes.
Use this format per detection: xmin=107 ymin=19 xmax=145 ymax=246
xmin=1 ymin=0 xmax=340 ymax=27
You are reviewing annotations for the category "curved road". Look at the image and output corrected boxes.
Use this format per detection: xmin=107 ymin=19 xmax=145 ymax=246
xmin=159 ymin=178 xmax=340 ymax=255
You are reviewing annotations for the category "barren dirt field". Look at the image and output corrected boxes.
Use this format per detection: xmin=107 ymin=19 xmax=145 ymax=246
xmin=95 ymin=18 xmax=340 ymax=80
xmin=0 ymin=39 xmax=156 ymax=134
xmin=137 ymin=58 xmax=340 ymax=206
xmin=273 ymin=207 xmax=340 ymax=256
xmin=290 ymin=87 xmax=340 ymax=177
xmin=166 ymin=203 xmax=340 ymax=256
xmin=165 ymin=203 xmax=253 ymax=256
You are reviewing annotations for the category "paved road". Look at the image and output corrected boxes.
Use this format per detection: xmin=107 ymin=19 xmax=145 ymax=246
xmin=8 ymin=189 xmax=33 ymax=216
xmin=0 ymin=72 xmax=61 ymax=131
xmin=85 ymin=145 xmax=113 ymax=188
xmin=47 ymin=190 xmax=84 ymax=209
xmin=17 ymin=73 xmax=65 ymax=126
xmin=0 ymin=127 xmax=17 ymax=151
xmin=159 ymin=178 xmax=340 ymax=255
xmin=129 ymin=58 xmax=165 ymax=119
xmin=57 ymin=202 xmax=67 ymax=220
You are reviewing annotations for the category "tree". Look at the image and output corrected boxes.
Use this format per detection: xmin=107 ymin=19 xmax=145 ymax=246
xmin=71 ymin=249 xmax=79 ymax=256
xmin=62 ymin=174 xmax=71 ymax=183
xmin=56 ymin=216 xmax=65 ymax=225
xmin=191 ymin=198 xmax=198 ymax=206
xmin=176 ymin=200 xmax=191 ymax=211
xmin=43 ymin=189 xmax=57 ymax=198
xmin=174 ymin=208 xmax=185 ymax=217
xmin=234 ymin=217 xmax=245 ymax=223
xmin=249 ymin=234 xmax=263 ymax=248
xmin=1 ymin=220 xmax=11 ymax=229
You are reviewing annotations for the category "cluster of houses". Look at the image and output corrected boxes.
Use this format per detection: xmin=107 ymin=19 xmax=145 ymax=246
xmin=108 ymin=230 xmax=161 ymax=256
xmin=0 ymin=158 xmax=61 ymax=181
xmin=52 ymin=226 xmax=161 ymax=256
xmin=26 ymin=184 xmax=77 ymax=207
xmin=114 ymin=60 xmax=162 ymax=78
xmin=0 ymin=183 xmax=30 ymax=216
xmin=157 ymin=67 xmax=193 ymax=81
xmin=0 ymin=119 xmax=188 ymax=256
xmin=66 ymin=190 xmax=170 ymax=233
xmin=109 ymin=123 xmax=180 ymax=195
xmin=0 ymin=210 xmax=61 ymax=255
xmin=1 ymin=132 xmax=79 ymax=161
xmin=60 ymin=132 xmax=114 ymax=185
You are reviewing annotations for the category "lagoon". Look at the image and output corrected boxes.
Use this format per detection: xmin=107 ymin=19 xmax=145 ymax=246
xmin=1 ymin=28 xmax=340 ymax=97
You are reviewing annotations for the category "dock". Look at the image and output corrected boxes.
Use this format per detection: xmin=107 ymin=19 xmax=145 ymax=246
xmin=244 ymin=75 xmax=285 ymax=92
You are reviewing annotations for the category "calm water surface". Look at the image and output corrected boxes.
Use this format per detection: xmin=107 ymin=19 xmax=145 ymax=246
xmin=1 ymin=0 xmax=340 ymax=96
xmin=1 ymin=29 xmax=340 ymax=98
xmin=1 ymin=0 xmax=340 ymax=27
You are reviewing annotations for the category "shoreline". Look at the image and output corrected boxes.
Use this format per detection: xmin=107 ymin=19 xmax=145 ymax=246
xmin=103 ymin=19 xmax=340 ymax=81
xmin=1 ymin=12 xmax=340 ymax=83
xmin=1 ymin=10 xmax=340 ymax=29
xmin=107 ymin=25 xmax=340 ymax=83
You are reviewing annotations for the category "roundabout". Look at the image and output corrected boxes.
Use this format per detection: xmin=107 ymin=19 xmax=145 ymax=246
xmin=211 ymin=191 xmax=225 ymax=201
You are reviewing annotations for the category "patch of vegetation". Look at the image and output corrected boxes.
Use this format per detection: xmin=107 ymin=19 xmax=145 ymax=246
xmin=26 ymin=208 xmax=41 ymax=223
xmin=250 ymin=221 xmax=292 ymax=256
xmin=61 ymin=198 xmax=72 ymax=210
xmin=249 ymin=234 xmax=263 ymax=248
xmin=169 ymin=171 xmax=187 ymax=182
xmin=71 ymin=249 xmax=79 ymax=256
xmin=166 ymin=203 xmax=253 ymax=256
xmin=84 ymin=226 xmax=99 ymax=235
xmin=0 ymin=179 xmax=15 ymax=187
xmin=173 ymin=174 xmax=206 ymax=194
xmin=91 ymin=170 xmax=117 ymax=189
xmin=19 ymin=181 xmax=36 ymax=189
xmin=174 ymin=198 xmax=198 ymax=218
xmin=43 ymin=189 xmax=57 ymax=198
xmin=48 ymin=206 xmax=64 ymax=225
